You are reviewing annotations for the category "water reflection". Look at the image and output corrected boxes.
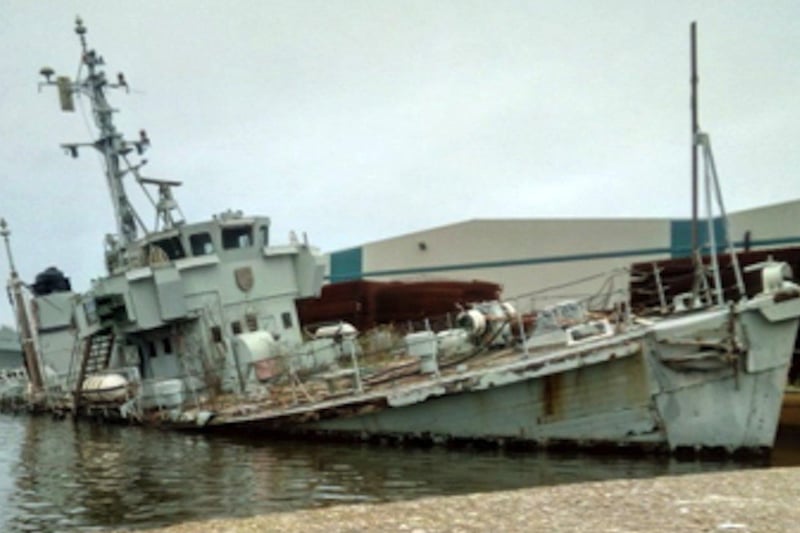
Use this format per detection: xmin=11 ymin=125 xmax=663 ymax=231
xmin=0 ymin=413 xmax=795 ymax=532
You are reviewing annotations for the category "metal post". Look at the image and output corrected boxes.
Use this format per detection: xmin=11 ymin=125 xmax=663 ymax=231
xmin=349 ymin=342 xmax=363 ymax=394
xmin=515 ymin=300 xmax=529 ymax=357
xmin=701 ymin=134 xmax=724 ymax=305
xmin=690 ymin=22 xmax=701 ymax=298
xmin=703 ymin=138 xmax=747 ymax=299
xmin=652 ymin=263 xmax=667 ymax=313
xmin=0 ymin=219 xmax=44 ymax=393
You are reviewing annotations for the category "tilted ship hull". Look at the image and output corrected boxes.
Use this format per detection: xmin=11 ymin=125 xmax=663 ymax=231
xmin=3 ymin=18 xmax=799 ymax=456
xmin=198 ymin=292 xmax=800 ymax=452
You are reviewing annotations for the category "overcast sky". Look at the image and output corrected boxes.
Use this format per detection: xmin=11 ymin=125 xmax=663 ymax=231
xmin=1 ymin=1 xmax=799 ymax=326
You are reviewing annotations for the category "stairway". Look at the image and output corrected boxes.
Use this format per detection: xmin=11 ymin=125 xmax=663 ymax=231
xmin=72 ymin=331 xmax=115 ymax=410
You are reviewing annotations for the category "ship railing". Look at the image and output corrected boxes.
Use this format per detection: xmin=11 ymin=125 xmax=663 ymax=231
xmin=294 ymin=298 xmax=592 ymax=397
xmin=509 ymin=266 xmax=631 ymax=315
xmin=275 ymin=269 xmax=633 ymax=403
xmin=631 ymin=257 xmax=758 ymax=317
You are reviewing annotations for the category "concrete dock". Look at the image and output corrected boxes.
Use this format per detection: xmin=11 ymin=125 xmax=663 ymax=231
xmin=140 ymin=466 xmax=800 ymax=532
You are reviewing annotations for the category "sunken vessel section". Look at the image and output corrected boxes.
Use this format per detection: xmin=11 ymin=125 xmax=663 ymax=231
xmin=3 ymin=18 xmax=800 ymax=455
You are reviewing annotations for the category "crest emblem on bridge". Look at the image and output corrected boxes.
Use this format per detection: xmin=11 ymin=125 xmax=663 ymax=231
xmin=235 ymin=266 xmax=254 ymax=293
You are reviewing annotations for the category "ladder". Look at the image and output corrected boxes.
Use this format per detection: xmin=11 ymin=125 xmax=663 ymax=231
xmin=72 ymin=330 xmax=115 ymax=411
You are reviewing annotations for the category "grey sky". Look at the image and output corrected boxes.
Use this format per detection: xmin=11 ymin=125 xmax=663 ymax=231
xmin=1 ymin=1 xmax=799 ymax=326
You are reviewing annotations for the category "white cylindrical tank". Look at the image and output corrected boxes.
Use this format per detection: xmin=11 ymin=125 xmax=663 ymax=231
xmin=762 ymin=263 xmax=793 ymax=293
xmin=232 ymin=331 xmax=277 ymax=364
xmin=233 ymin=331 xmax=282 ymax=382
xmin=313 ymin=322 xmax=358 ymax=340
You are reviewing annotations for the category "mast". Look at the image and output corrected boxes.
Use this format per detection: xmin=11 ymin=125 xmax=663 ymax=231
xmin=688 ymin=22 xmax=746 ymax=304
xmin=77 ymin=19 xmax=138 ymax=247
xmin=39 ymin=17 xmax=179 ymax=269
xmin=690 ymin=22 xmax=700 ymax=298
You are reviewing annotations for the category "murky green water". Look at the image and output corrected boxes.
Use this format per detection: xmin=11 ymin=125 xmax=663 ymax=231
xmin=0 ymin=414 xmax=797 ymax=532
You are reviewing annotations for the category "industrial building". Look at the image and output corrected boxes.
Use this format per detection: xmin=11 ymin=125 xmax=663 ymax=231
xmin=326 ymin=199 xmax=800 ymax=312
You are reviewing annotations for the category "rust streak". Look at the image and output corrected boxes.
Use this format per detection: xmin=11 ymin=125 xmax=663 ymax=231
xmin=542 ymin=374 xmax=562 ymax=418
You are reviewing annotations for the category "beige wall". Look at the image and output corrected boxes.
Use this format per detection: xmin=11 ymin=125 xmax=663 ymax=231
xmin=729 ymin=200 xmax=800 ymax=248
xmin=326 ymin=199 xmax=800 ymax=312
xmin=365 ymin=218 xmax=669 ymax=269
xmin=360 ymin=218 xmax=671 ymax=312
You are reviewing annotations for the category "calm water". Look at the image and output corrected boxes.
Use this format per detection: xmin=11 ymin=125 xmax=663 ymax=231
xmin=1 ymin=414 xmax=797 ymax=532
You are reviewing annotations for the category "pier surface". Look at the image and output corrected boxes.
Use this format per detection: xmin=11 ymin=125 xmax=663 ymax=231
xmin=140 ymin=467 xmax=799 ymax=532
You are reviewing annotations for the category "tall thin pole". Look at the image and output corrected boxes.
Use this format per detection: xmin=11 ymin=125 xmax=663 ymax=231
xmin=690 ymin=22 xmax=700 ymax=298
xmin=0 ymin=219 xmax=44 ymax=393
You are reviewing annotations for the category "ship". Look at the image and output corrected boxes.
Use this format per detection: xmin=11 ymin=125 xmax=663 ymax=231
xmin=3 ymin=18 xmax=800 ymax=455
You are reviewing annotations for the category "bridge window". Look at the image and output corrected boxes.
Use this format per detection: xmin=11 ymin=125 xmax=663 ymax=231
xmin=245 ymin=313 xmax=258 ymax=332
xmin=190 ymin=232 xmax=215 ymax=256
xmin=222 ymin=226 xmax=253 ymax=250
xmin=151 ymin=236 xmax=186 ymax=260
xmin=260 ymin=225 xmax=269 ymax=247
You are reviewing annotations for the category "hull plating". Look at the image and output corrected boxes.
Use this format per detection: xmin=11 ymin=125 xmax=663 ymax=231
xmin=211 ymin=302 xmax=799 ymax=453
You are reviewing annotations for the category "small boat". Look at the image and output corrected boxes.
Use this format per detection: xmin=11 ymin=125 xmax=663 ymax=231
xmin=81 ymin=374 xmax=131 ymax=404
xmin=2 ymin=18 xmax=799 ymax=455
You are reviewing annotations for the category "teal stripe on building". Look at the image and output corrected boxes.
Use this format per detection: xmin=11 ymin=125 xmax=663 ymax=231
xmin=669 ymin=218 xmax=728 ymax=258
xmin=329 ymin=247 xmax=363 ymax=282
